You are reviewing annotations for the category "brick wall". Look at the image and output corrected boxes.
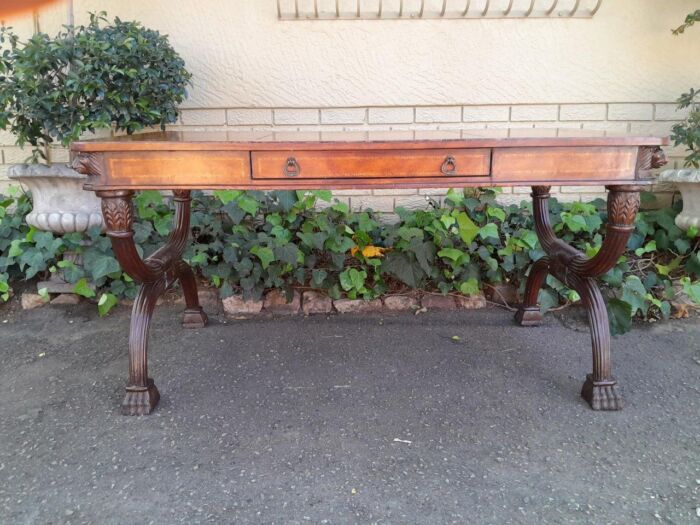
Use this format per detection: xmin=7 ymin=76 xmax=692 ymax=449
xmin=0 ymin=102 xmax=686 ymax=210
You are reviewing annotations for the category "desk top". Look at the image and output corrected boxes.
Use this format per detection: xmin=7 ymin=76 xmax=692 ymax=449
xmin=72 ymin=130 xmax=667 ymax=152
xmin=71 ymin=130 xmax=668 ymax=191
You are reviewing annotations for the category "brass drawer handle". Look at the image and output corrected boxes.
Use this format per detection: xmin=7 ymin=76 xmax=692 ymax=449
xmin=284 ymin=157 xmax=300 ymax=177
xmin=441 ymin=155 xmax=457 ymax=175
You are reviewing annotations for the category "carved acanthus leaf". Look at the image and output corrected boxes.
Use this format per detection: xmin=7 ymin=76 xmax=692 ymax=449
xmin=607 ymin=189 xmax=640 ymax=227
xmin=101 ymin=196 xmax=134 ymax=233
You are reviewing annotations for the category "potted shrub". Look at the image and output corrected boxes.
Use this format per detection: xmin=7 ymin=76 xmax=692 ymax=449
xmin=659 ymin=10 xmax=700 ymax=231
xmin=0 ymin=12 xmax=190 ymax=293
xmin=0 ymin=12 xmax=191 ymax=235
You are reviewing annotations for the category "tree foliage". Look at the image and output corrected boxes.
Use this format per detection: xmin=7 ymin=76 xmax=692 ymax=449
xmin=671 ymin=10 xmax=700 ymax=167
xmin=0 ymin=12 xmax=191 ymax=161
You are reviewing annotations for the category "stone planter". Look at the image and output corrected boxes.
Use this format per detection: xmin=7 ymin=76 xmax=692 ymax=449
xmin=8 ymin=163 xmax=103 ymax=233
xmin=8 ymin=164 xmax=104 ymax=294
xmin=658 ymin=169 xmax=700 ymax=231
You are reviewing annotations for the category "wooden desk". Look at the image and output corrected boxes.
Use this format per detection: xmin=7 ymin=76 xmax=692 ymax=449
xmin=71 ymin=130 xmax=668 ymax=415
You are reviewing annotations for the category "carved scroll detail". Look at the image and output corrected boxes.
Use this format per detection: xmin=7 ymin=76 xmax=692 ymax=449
xmin=71 ymin=152 xmax=105 ymax=190
xmin=71 ymin=152 xmax=103 ymax=177
xmin=636 ymin=146 xmax=668 ymax=173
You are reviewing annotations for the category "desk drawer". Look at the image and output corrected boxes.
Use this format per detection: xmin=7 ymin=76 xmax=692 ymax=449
xmin=251 ymin=149 xmax=490 ymax=179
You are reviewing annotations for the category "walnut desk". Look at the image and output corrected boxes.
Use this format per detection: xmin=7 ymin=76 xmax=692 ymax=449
xmin=70 ymin=130 xmax=668 ymax=415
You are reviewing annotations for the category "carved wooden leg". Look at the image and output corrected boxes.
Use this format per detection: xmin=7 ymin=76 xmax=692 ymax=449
xmin=97 ymin=189 xmax=205 ymax=415
xmin=514 ymin=185 xmax=642 ymax=410
xmin=514 ymin=256 xmax=550 ymax=326
xmin=123 ymin=279 xmax=165 ymax=415
xmin=177 ymin=260 xmax=208 ymax=329
xmin=567 ymin=274 xmax=623 ymax=410
xmin=170 ymin=191 xmax=207 ymax=329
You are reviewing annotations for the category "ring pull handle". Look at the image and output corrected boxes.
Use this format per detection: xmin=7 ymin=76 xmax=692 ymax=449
xmin=441 ymin=155 xmax=457 ymax=175
xmin=284 ymin=157 xmax=300 ymax=177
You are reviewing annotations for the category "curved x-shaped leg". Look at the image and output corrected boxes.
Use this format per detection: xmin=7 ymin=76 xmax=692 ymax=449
xmin=515 ymin=185 xmax=643 ymax=410
xmin=97 ymin=189 xmax=208 ymax=415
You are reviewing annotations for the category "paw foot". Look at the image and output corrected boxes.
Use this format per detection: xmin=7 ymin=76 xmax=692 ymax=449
xmin=121 ymin=378 xmax=160 ymax=416
xmin=514 ymin=306 xmax=543 ymax=326
xmin=182 ymin=307 xmax=208 ymax=329
xmin=581 ymin=374 xmax=624 ymax=411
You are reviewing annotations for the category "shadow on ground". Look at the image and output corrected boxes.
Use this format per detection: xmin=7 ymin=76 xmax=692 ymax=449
xmin=0 ymin=302 xmax=698 ymax=524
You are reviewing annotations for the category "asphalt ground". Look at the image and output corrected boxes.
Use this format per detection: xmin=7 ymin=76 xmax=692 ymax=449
xmin=0 ymin=302 xmax=698 ymax=524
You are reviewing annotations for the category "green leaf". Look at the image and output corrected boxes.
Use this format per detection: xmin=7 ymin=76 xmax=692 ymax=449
xmin=98 ymin=293 xmax=118 ymax=317
xmin=73 ymin=278 xmax=96 ymax=298
xmin=673 ymin=237 xmax=690 ymax=254
xmin=8 ymin=239 xmax=23 ymax=258
xmin=440 ymin=214 xmax=456 ymax=229
xmin=409 ymin=239 xmax=435 ymax=275
xmin=478 ymin=223 xmax=499 ymax=240
xmin=686 ymin=252 xmax=700 ymax=277
xmin=621 ymin=275 xmax=649 ymax=316
xmin=313 ymin=190 xmax=332 ymax=202
xmin=213 ymin=190 xmax=242 ymax=204
xmin=339 ymin=268 xmax=366 ymax=292
xmin=88 ymin=255 xmax=121 ymax=281
xmin=274 ymin=244 xmax=301 ymax=265
xmin=655 ymin=256 xmax=682 ymax=276
xmin=331 ymin=202 xmax=349 ymax=214
xmin=238 ymin=196 xmax=259 ymax=215
xmin=273 ymin=191 xmax=297 ymax=212
xmin=455 ymin=212 xmax=479 ymax=244
xmin=634 ymin=240 xmax=656 ymax=257
xmin=486 ymin=206 xmax=506 ymax=222
xmin=561 ymin=213 xmax=588 ymax=233
xmin=681 ymin=277 xmax=700 ymax=304
xmin=608 ymin=298 xmax=632 ymax=335
xmin=250 ymin=246 xmax=275 ymax=269
xmin=445 ymin=188 xmax=464 ymax=205
xmin=326 ymin=235 xmax=355 ymax=254
xmin=134 ymin=191 xmax=163 ymax=219
xmin=311 ymin=269 xmax=327 ymax=287
xmin=537 ymin=288 xmax=559 ymax=314
xmin=437 ymin=248 xmax=464 ymax=262
xmin=520 ymin=230 xmax=539 ymax=249
xmin=458 ymin=278 xmax=479 ymax=295
xmin=383 ymin=252 xmax=424 ymax=288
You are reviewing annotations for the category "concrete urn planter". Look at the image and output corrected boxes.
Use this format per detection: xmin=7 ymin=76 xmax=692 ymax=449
xmin=8 ymin=164 xmax=104 ymax=294
xmin=658 ymin=169 xmax=700 ymax=231
xmin=8 ymin=164 xmax=103 ymax=233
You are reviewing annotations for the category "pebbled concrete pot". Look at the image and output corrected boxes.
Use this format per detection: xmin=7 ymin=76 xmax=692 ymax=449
xmin=8 ymin=164 xmax=103 ymax=233
xmin=658 ymin=169 xmax=700 ymax=231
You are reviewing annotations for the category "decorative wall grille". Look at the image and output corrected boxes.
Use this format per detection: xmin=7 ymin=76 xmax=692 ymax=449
xmin=277 ymin=0 xmax=603 ymax=20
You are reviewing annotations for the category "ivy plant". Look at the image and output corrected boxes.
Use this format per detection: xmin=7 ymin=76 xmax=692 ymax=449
xmin=1 ymin=188 xmax=698 ymax=331
xmin=0 ymin=12 xmax=191 ymax=161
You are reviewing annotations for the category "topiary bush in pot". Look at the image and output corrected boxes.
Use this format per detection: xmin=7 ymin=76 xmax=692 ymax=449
xmin=0 ymin=11 xmax=191 ymax=292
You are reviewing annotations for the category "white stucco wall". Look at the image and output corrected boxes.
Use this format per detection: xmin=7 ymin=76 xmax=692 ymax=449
xmin=2 ymin=0 xmax=699 ymax=209
xmin=69 ymin=0 xmax=700 ymax=108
